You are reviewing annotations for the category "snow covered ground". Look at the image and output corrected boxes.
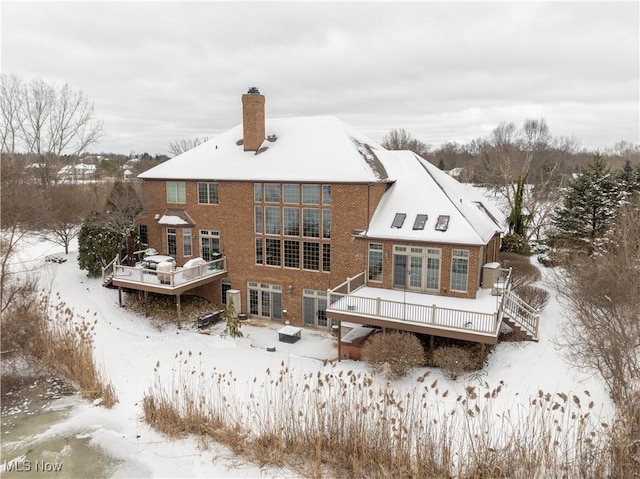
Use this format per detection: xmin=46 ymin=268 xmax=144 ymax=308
xmin=2 ymin=235 xmax=614 ymax=478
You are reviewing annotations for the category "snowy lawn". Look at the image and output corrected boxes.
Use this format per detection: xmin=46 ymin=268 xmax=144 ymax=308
xmin=4 ymin=235 xmax=614 ymax=478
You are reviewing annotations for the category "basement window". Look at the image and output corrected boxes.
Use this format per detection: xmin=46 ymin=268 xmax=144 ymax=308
xmin=413 ymin=214 xmax=428 ymax=230
xmin=435 ymin=215 xmax=450 ymax=232
xmin=391 ymin=213 xmax=406 ymax=228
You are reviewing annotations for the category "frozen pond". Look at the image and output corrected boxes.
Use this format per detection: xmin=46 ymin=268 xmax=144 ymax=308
xmin=1 ymin=375 xmax=122 ymax=478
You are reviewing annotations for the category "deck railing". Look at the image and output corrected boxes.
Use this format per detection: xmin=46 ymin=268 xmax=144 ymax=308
xmin=501 ymin=289 xmax=540 ymax=339
xmin=111 ymin=256 xmax=226 ymax=288
xmin=102 ymin=254 xmax=121 ymax=284
xmin=327 ymin=272 xmax=500 ymax=336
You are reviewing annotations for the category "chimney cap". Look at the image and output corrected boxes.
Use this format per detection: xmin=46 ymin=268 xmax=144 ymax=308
xmin=247 ymin=86 xmax=260 ymax=94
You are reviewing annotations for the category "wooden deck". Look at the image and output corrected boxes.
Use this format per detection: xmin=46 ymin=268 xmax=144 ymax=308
xmin=102 ymin=255 xmax=227 ymax=325
xmin=326 ymin=270 xmax=538 ymax=346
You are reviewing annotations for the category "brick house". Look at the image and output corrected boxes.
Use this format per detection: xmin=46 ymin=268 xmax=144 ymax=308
xmin=112 ymin=88 xmax=537 ymax=345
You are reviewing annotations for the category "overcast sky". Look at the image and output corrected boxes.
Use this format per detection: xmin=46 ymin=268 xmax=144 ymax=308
xmin=2 ymin=1 xmax=638 ymax=155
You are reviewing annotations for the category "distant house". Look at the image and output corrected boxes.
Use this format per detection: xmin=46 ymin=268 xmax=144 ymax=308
xmin=104 ymin=88 xmax=538 ymax=347
xmin=58 ymin=163 xmax=96 ymax=182
xmin=445 ymin=167 xmax=465 ymax=179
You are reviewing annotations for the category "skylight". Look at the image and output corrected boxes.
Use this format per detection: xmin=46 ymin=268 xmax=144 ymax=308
xmin=435 ymin=215 xmax=450 ymax=232
xmin=391 ymin=213 xmax=406 ymax=228
xmin=413 ymin=214 xmax=428 ymax=230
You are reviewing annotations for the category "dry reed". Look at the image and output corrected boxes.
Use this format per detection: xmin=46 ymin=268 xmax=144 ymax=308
xmin=143 ymin=356 xmax=614 ymax=478
xmin=29 ymin=293 xmax=117 ymax=408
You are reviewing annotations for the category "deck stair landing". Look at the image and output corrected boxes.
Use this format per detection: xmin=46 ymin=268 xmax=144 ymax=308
xmin=501 ymin=290 xmax=540 ymax=341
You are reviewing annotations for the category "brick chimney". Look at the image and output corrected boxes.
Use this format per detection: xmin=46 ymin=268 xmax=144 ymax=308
xmin=242 ymin=87 xmax=265 ymax=151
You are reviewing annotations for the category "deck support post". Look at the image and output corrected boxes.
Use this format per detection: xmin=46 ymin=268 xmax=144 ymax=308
xmin=176 ymin=294 xmax=182 ymax=329
xmin=118 ymin=287 xmax=123 ymax=307
xmin=337 ymin=320 xmax=342 ymax=361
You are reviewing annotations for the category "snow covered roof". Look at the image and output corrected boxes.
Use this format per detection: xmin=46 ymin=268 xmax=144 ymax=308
xmin=157 ymin=209 xmax=194 ymax=226
xmin=138 ymin=116 xmax=390 ymax=183
xmin=364 ymin=151 xmax=506 ymax=245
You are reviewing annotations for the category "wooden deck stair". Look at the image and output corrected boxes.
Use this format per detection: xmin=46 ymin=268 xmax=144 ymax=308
xmin=501 ymin=290 xmax=540 ymax=341
xmin=101 ymin=255 xmax=120 ymax=288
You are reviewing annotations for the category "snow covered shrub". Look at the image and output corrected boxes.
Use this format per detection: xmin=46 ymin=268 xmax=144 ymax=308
xmin=501 ymin=233 xmax=531 ymax=256
xmin=362 ymin=331 xmax=426 ymax=378
xmin=501 ymin=254 xmax=541 ymax=290
xmin=431 ymin=346 xmax=476 ymax=380
xmin=514 ymin=285 xmax=549 ymax=312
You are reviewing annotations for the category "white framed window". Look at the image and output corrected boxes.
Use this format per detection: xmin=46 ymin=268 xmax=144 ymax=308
xmin=197 ymin=182 xmax=219 ymax=204
xmin=167 ymin=228 xmax=177 ymax=256
xmin=200 ymin=230 xmax=220 ymax=261
xmin=166 ymin=181 xmax=186 ymax=203
xmin=451 ymin=249 xmax=469 ymax=292
xmin=368 ymin=243 xmax=383 ymax=282
xmin=182 ymin=228 xmax=192 ymax=257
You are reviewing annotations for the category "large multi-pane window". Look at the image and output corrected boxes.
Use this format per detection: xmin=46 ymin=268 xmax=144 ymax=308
xmin=265 ymin=207 xmax=281 ymax=235
xmin=167 ymin=228 xmax=177 ymax=256
xmin=264 ymin=183 xmax=281 ymax=202
xmin=284 ymin=240 xmax=300 ymax=268
xmin=253 ymin=183 xmax=330 ymax=272
xmin=303 ymin=242 xmax=320 ymax=270
xmin=197 ymin=182 xmax=219 ymax=204
xmin=265 ymin=238 xmax=281 ymax=266
xmin=302 ymin=184 xmax=320 ymax=204
xmin=322 ymin=210 xmax=331 ymax=239
xmin=283 ymin=184 xmax=300 ymax=203
xmin=302 ymin=208 xmax=320 ymax=237
xmin=283 ymin=208 xmax=299 ymax=236
xmin=322 ymin=244 xmax=331 ymax=272
xmin=183 ymin=228 xmax=192 ymax=256
xmin=368 ymin=243 xmax=383 ymax=282
xmin=166 ymin=181 xmax=186 ymax=203
xmin=451 ymin=249 xmax=469 ymax=292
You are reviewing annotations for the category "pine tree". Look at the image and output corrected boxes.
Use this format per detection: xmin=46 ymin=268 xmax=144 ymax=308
xmin=553 ymin=155 xmax=623 ymax=250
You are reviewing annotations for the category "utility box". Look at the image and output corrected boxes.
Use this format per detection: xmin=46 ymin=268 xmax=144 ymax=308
xmin=482 ymin=262 xmax=501 ymax=289
xmin=226 ymin=289 xmax=241 ymax=317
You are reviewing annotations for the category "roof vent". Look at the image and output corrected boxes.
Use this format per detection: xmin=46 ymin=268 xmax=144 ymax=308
xmin=247 ymin=86 xmax=260 ymax=94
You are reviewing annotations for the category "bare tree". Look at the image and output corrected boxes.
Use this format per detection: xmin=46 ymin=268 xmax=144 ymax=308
xmin=168 ymin=137 xmax=208 ymax=157
xmin=476 ymin=119 xmax=565 ymax=240
xmin=0 ymin=74 xmax=104 ymax=185
xmin=381 ymin=128 xmax=430 ymax=157
xmin=0 ymin=74 xmax=24 ymax=154
xmin=40 ymin=185 xmax=96 ymax=254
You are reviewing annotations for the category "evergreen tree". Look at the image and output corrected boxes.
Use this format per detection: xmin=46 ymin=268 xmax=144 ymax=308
xmin=618 ymin=159 xmax=640 ymax=196
xmin=553 ymin=155 xmax=623 ymax=249
xmin=78 ymin=212 xmax=127 ymax=276
xmin=77 ymin=182 xmax=143 ymax=276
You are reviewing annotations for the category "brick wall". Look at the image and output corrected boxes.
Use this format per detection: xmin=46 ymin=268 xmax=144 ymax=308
xmin=138 ymin=179 xmax=388 ymax=326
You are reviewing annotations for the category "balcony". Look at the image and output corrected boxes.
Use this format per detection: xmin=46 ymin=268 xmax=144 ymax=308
xmin=103 ymin=255 xmax=227 ymax=296
xmin=326 ymin=269 xmax=518 ymax=345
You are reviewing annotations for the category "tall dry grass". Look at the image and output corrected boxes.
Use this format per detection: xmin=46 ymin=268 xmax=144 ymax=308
xmin=143 ymin=357 xmax=613 ymax=478
xmin=29 ymin=293 xmax=117 ymax=408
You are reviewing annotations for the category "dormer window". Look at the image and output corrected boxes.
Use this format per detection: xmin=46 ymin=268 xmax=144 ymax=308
xmin=391 ymin=213 xmax=406 ymax=228
xmin=413 ymin=214 xmax=428 ymax=230
xmin=435 ymin=215 xmax=450 ymax=232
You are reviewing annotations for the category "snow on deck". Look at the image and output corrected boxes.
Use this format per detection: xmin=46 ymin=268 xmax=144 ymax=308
xmin=328 ymin=286 xmax=502 ymax=336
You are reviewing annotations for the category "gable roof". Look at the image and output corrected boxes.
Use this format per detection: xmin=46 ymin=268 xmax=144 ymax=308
xmin=138 ymin=116 xmax=390 ymax=183
xmin=364 ymin=151 xmax=506 ymax=245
